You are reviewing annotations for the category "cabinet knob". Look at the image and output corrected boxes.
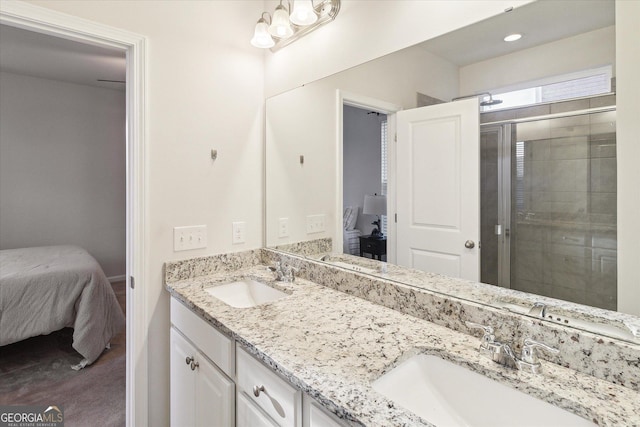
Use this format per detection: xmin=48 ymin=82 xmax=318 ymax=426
xmin=185 ymin=356 xmax=194 ymax=365
xmin=253 ymin=385 xmax=265 ymax=397
xmin=190 ymin=360 xmax=199 ymax=371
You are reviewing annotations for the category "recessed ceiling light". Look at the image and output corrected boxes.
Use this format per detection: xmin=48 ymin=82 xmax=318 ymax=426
xmin=504 ymin=33 xmax=522 ymax=42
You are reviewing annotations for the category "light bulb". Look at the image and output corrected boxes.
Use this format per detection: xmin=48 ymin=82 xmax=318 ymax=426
xmin=269 ymin=4 xmax=293 ymax=39
xmin=290 ymin=0 xmax=318 ymax=26
xmin=251 ymin=19 xmax=275 ymax=48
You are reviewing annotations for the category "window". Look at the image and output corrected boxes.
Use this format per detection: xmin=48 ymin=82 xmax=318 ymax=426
xmin=481 ymin=65 xmax=612 ymax=112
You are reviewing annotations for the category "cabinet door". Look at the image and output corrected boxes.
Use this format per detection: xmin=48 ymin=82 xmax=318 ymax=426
xmin=195 ymin=354 xmax=234 ymax=427
xmin=171 ymin=327 xmax=196 ymax=427
xmin=303 ymin=394 xmax=347 ymax=427
xmin=237 ymin=392 xmax=279 ymax=427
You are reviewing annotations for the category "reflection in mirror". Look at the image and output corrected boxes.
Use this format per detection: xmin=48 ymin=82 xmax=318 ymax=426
xmin=265 ymin=0 xmax=640 ymax=342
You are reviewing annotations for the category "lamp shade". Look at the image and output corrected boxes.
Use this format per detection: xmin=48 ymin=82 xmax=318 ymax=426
xmin=363 ymin=194 xmax=387 ymax=216
xmin=269 ymin=4 xmax=294 ymax=38
xmin=251 ymin=19 xmax=275 ymax=48
xmin=290 ymin=0 xmax=318 ymax=26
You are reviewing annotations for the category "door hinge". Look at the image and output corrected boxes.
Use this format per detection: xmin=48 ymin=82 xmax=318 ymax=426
xmin=394 ymin=133 xmax=397 ymax=142
xmin=130 ymin=276 xmax=135 ymax=289
xmin=395 ymin=213 xmax=397 ymax=223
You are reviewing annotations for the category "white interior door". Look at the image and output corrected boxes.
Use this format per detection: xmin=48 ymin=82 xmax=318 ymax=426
xmin=396 ymin=98 xmax=480 ymax=281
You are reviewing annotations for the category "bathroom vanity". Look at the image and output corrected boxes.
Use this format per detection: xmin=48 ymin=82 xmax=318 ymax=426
xmin=165 ymin=249 xmax=640 ymax=426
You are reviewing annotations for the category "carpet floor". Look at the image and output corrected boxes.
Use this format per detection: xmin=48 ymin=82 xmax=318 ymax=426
xmin=0 ymin=281 xmax=126 ymax=427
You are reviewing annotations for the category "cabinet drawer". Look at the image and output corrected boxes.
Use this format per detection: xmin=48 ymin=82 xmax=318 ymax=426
xmin=362 ymin=241 xmax=373 ymax=251
xmin=171 ymin=297 xmax=234 ymax=377
xmin=236 ymin=345 xmax=301 ymax=427
xmin=237 ymin=391 xmax=279 ymax=427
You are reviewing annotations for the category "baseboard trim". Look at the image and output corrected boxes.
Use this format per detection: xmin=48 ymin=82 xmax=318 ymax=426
xmin=108 ymin=274 xmax=126 ymax=284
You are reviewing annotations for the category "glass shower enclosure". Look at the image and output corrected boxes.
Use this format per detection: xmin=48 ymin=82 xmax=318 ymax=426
xmin=480 ymin=108 xmax=617 ymax=310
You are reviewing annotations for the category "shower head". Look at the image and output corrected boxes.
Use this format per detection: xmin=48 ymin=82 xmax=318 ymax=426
xmin=452 ymin=92 xmax=503 ymax=107
xmin=480 ymin=94 xmax=503 ymax=106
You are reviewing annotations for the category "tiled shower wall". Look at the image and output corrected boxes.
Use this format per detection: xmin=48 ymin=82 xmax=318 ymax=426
xmin=480 ymin=94 xmax=617 ymax=310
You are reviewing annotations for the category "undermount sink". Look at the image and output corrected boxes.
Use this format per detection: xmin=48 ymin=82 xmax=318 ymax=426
xmin=372 ymin=354 xmax=595 ymax=427
xmin=205 ymin=279 xmax=288 ymax=308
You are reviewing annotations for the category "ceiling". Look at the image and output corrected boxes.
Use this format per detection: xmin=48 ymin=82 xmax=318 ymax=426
xmin=0 ymin=24 xmax=126 ymax=90
xmin=419 ymin=0 xmax=615 ymax=66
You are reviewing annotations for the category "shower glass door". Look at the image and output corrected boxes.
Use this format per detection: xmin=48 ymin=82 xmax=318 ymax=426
xmin=481 ymin=109 xmax=617 ymax=310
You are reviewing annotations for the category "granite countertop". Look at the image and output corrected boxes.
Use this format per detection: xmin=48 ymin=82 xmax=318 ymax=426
xmin=165 ymin=265 xmax=640 ymax=427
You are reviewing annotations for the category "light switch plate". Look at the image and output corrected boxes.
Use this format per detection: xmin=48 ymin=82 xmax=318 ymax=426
xmin=278 ymin=218 xmax=289 ymax=238
xmin=232 ymin=221 xmax=246 ymax=244
xmin=306 ymin=214 xmax=325 ymax=234
xmin=174 ymin=225 xmax=207 ymax=251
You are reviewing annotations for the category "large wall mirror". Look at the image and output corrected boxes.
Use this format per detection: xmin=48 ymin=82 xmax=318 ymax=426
xmin=266 ymin=0 xmax=640 ymax=342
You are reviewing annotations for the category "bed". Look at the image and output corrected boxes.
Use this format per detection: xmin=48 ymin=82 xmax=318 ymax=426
xmin=0 ymin=245 xmax=126 ymax=367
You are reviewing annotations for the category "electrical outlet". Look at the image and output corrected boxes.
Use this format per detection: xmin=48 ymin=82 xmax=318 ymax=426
xmin=306 ymin=214 xmax=325 ymax=234
xmin=232 ymin=221 xmax=246 ymax=244
xmin=174 ymin=225 xmax=207 ymax=251
xmin=278 ymin=218 xmax=289 ymax=238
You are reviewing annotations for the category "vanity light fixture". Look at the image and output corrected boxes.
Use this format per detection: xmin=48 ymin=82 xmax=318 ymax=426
xmin=251 ymin=0 xmax=341 ymax=52
xmin=251 ymin=13 xmax=275 ymax=48
xmin=504 ymin=33 xmax=522 ymax=42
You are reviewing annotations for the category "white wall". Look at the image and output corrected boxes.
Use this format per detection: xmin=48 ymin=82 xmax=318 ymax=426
xmin=264 ymin=0 xmax=534 ymax=97
xmin=343 ymin=105 xmax=384 ymax=235
xmin=0 ymin=71 xmax=125 ymax=278
xmin=25 ymin=1 xmax=266 ymax=425
xmin=616 ymin=0 xmax=640 ymax=316
xmin=265 ymin=44 xmax=458 ymax=249
xmin=459 ymin=25 xmax=616 ymax=95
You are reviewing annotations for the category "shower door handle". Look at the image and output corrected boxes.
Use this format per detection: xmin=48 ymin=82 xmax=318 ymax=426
xmin=464 ymin=240 xmax=475 ymax=249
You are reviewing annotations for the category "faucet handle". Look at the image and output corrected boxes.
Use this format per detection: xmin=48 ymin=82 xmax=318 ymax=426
xmin=269 ymin=262 xmax=285 ymax=280
xmin=465 ymin=321 xmax=495 ymax=344
xmin=521 ymin=338 xmax=559 ymax=365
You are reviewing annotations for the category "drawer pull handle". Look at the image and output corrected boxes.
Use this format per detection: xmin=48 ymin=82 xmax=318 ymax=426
xmin=190 ymin=360 xmax=199 ymax=371
xmin=252 ymin=384 xmax=286 ymax=418
xmin=253 ymin=385 xmax=265 ymax=397
xmin=185 ymin=356 xmax=194 ymax=365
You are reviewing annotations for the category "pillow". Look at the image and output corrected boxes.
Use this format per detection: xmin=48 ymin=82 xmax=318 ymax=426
xmin=343 ymin=207 xmax=353 ymax=230
xmin=344 ymin=206 xmax=358 ymax=231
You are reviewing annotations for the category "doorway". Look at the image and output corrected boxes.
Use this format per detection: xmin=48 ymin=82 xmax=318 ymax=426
xmin=0 ymin=3 xmax=147 ymax=426
xmin=342 ymin=105 xmax=388 ymax=260
xmin=336 ymin=91 xmax=401 ymax=262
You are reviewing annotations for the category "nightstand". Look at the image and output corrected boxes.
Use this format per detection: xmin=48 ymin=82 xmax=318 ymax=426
xmin=359 ymin=235 xmax=387 ymax=260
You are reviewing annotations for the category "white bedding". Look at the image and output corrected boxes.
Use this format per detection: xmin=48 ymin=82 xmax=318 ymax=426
xmin=0 ymin=245 xmax=125 ymax=366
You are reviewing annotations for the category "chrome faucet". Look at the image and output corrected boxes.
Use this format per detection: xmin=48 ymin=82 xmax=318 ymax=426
xmin=269 ymin=262 xmax=298 ymax=282
xmin=466 ymin=322 xmax=518 ymax=368
xmin=528 ymin=302 xmax=547 ymax=318
xmin=466 ymin=321 xmax=559 ymax=373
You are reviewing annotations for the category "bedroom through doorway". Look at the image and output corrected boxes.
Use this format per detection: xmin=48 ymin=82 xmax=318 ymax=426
xmin=0 ymin=23 xmax=128 ymax=426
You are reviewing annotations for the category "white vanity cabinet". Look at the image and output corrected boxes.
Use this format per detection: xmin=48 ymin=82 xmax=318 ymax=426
xmin=170 ymin=296 xmax=348 ymax=427
xmin=235 ymin=344 xmax=347 ymax=427
xmin=170 ymin=298 xmax=235 ymax=427
xmin=236 ymin=344 xmax=301 ymax=427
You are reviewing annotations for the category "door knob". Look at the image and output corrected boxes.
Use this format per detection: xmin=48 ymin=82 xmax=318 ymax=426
xmin=464 ymin=240 xmax=475 ymax=249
